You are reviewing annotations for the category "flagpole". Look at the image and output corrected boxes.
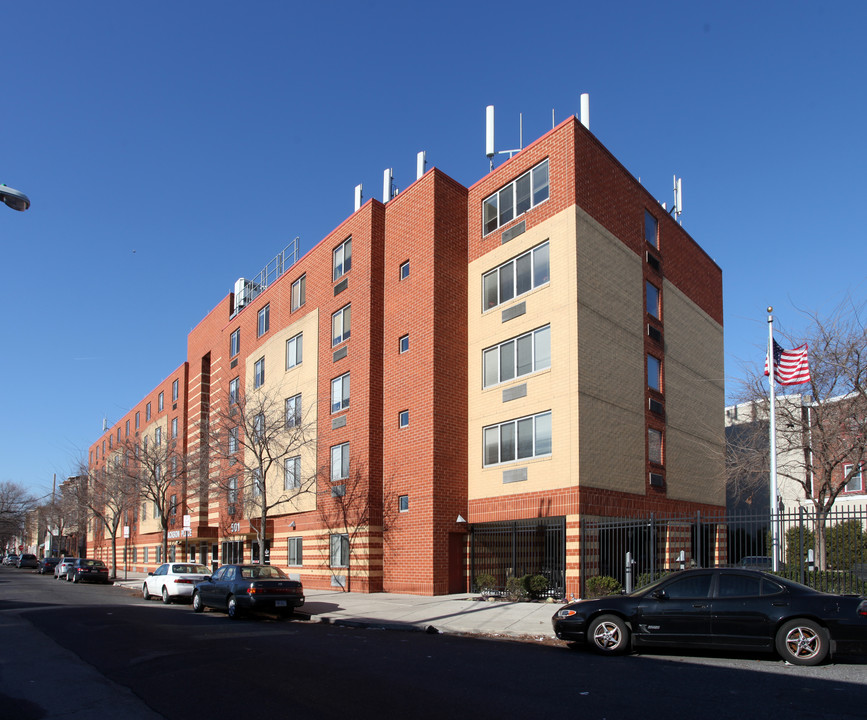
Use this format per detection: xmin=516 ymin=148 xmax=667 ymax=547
xmin=767 ymin=307 xmax=780 ymax=572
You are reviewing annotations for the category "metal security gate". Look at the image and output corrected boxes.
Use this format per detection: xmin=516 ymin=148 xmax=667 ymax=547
xmin=470 ymin=517 xmax=565 ymax=598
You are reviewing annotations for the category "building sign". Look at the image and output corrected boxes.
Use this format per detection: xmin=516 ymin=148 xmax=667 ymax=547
xmin=168 ymin=529 xmax=192 ymax=539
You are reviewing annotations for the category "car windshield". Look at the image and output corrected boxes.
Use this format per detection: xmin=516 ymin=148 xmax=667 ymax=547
xmin=240 ymin=566 xmax=287 ymax=579
xmin=172 ymin=564 xmax=210 ymax=574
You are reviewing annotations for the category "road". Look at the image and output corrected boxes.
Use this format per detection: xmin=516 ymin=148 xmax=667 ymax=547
xmin=1 ymin=567 xmax=866 ymax=719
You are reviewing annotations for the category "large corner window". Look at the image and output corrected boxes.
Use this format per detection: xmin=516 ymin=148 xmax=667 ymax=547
xmin=483 ymin=159 xmax=549 ymax=235
xmin=483 ymin=325 xmax=550 ymax=388
xmin=483 ymin=241 xmax=550 ymax=311
xmin=483 ymin=411 xmax=552 ymax=466
xmin=333 ymin=238 xmax=352 ymax=281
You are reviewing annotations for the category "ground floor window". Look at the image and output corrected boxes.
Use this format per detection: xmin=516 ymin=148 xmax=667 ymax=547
xmin=251 ymin=540 xmax=271 ymax=564
xmin=222 ymin=541 xmax=244 ymax=564
xmin=287 ymin=537 xmax=303 ymax=566
xmin=330 ymin=533 xmax=349 ymax=567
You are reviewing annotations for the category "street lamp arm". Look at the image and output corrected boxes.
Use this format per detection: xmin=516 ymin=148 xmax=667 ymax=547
xmin=1 ymin=184 xmax=31 ymax=212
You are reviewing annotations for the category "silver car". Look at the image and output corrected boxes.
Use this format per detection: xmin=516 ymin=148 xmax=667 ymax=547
xmin=54 ymin=557 xmax=76 ymax=579
xmin=143 ymin=563 xmax=212 ymax=604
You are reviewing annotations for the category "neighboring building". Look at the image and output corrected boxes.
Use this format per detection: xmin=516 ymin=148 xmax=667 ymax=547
xmin=86 ymin=114 xmax=724 ymax=596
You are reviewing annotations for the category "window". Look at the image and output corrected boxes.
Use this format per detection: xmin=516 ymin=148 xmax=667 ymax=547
xmin=172 ymin=379 xmax=179 ymax=402
xmin=287 ymin=537 xmax=303 ymax=566
xmin=284 ymin=456 xmax=301 ymax=490
xmin=146 ymin=402 xmax=152 ymax=421
xmin=285 ymin=394 xmax=302 ymax=428
xmin=399 ymin=410 xmax=409 ymax=428
xmin=158 ymin=392 xmax=164 ymax=412
xmin=331 ymin=442 xmax=350 ymax=482
xmin=330 ymin=533 xmax=349 ymax=567
xmin=483 ymin=241 xmax=550 ymax=310
xmin=230 ymin=328 xmax=240 ymax=358
xmin=333 ymin=238 xmax=352 ymax=281
xmin=398 ymin=495 xmax=409 ymax=512
xmin=286 ymin=333 xmax=303 ymax=369
xmin=253 ymin=413 xmax=264 ymax=443
xmin=141 ymin=502 xmax=147 ymax=521
xmin=257 ymin=304 xmax=270 ymax=337
xmin=135 ymin=411 xmax=140 ymax=429
xmin=169 ymin=494 xmax=177 ymax=517
xmin=648 ymin=354 xmax=662 ymax=392
xmin=253 ymin=467 xmax=262 ymax=497
xmin=331 ymin=373 xmax=350 ymax=413
xmin=483 ymin=411 xmax=552 ymax=466
xmin=125 ymin=420 xmax=130 ymax=437
xmin=291 ymin=274 xmax=306 ymax=311
xmin=646 ymin=281 xmax=660 ymax=319
xmin=254 ymin=357 xmax=265 ymax=389
xmin=843 ymin=464 xmax=864 ymax=494
xmin=399 ymin=261 xmax=410 ymax=280
xmin=648 ymin=428 xmax=663 ymax=465
xmin=109 ymin=435 xmax=113 ymax=449
xmin=228 ymin=476 xmax=237 ymax=504
xmin=332 ymin=304 xmax=351 ymax=346
xmin=483 ymin=325 xmax=550 ymax=387
xmin=644 ymin=210 xmax=659 ymax=248
xmin=229 ymin=377 xmax=240 ymax=405
xmin=171 ymin=417 xmax=178 ymax=439
xmin=155 ymin=427 xmax=162 ymax=446
xmin=399 ymin=335 xmax=409 ymax=354
xmin=483 ymin=159 xmax=549 ymax=235
xmin=663 ymin=573 xmax=712 ymax=599
xmin=228 ymin=426 xmax=239 ymax=454
xmin=143 ymin=547 xmax=149 ymax=564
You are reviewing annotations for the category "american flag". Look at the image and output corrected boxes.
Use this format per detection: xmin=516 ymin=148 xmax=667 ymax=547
xmin=765 ymin=340 xmax=811 ymax=386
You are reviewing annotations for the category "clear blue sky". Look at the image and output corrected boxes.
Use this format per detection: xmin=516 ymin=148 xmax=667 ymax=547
xmin=3 ymin=2 xmax=865 ymax=497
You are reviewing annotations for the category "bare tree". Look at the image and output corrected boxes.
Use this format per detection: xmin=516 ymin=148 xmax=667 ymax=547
xmin=205 ymin=387 xmax=316 ymax=566
xmin=0 ymin=481 xmax=34 ymax=550
xmin=732 ymin=298 xmax=867 ymax=568
xmin=41 ymin=477 xmax=87 ymax=557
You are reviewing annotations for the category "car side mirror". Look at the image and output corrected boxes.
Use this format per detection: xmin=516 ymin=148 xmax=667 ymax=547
xmin=651 ymin=589 xmax=667 ymax=600
xmin=203 ymin=576 xmax=211 ymax=582
xmin=147 ymin=572 xmax=154 ymax=577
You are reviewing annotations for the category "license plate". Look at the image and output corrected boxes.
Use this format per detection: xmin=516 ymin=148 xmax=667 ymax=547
xmin=275 ymin=600 xmax=287 ymax=607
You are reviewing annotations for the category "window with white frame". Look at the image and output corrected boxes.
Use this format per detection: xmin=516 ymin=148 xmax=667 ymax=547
xmin=330 ymin=533 xmax=349 ymax=567
xmin=332 ymin=304 xmax=351 ymax=346
xmin=483 ymin=411 xmax=552 ymax=466
xmin=172 ymin=379 xmax=179 ymax=403
xmin=228 ymin=426 xmax=239 ymax=454
xmin=648 ymin=428 xmax=663 ymax=465
xmin=257 ymin=304 xmax=270 ymax=337
xmin=331 ymin=373 xmax=350 ymax=413
xmin=483 ymin=325 xmax=550 ymax=388
xmin=333 ymin=238 xmax=352 ymax=281
xmin=158 ymin=392 xmax=164 ymax=412
xmin=843 ymin=464 xmax=864 ymax=493
xmin=171 ymin=417 xmax=178 ymax=439
xmin=647 ymin=354 xmax=662 ymax=392
xmin=483 ymin=159 xmax=549 ymax=235
xmin=254 ymin=357 xmax=265 ymax=388
xmin=227 ymin=476 xmax=237 ymax=504
xmin=291 ymin=274 xmax=306 ymax=311
xmin=155 ymin=427 xmax=162 ymax=446
xmin=286 ymin=333 xmax=303 ymax=369
xmin=253 ymin=413 xmax=264 ymax=443
xmin=483 ymin=241 xmax=550 ymax=310
xmin=230 ymin=328 xmax=240 ymax=358
xmin=287 ymin=537 xmax=303 ymax=566
xmin=399 ymin=261 xmax=410 ymax=280
xmin=399 ymin=495 xmax=409 ymax=512
xmin=136 ymin=411 xmax=140 ymax=429
xmin=399 ymin=410 xmax=409 ymax=428
xmin=253 ymin=467 xmax=262 ymax=496
xmin=399 ymin=334 xmax=409 ymax=353
xmin=229 ymin=377 xmax=239 ymax=405
xmin=146 ymin=402 xmax=152 ymax=421
xmin=284 ymin=456 xmax=301 ymax=490
xmin=285 ymin=394 xmax=301 ymax=428
xmin=331 ymin=442 xmax=349 ymax=482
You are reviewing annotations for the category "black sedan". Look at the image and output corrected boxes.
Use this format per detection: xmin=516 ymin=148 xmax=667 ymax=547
xmin=37 ymin=557 xmax=60 ymax=575
xmin=65 ymin=558 xmax=110 ymax=584
xmin=553 ymin=568 xmax=867 ymax=666
xmin=192 ymin=564 xmax=304 ymax=619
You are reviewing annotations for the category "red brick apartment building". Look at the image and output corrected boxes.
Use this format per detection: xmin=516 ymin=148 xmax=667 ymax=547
xmin=86 ymin=116 xmax=724 ymax=597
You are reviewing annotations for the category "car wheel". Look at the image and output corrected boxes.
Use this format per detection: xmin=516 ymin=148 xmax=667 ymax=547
xmin=72 ymin=573 xmax=79 ymax=584
xmin=776 ymin=618 xmax=829 ymax=666
xmin=142 ymin=583 xmax=151 ymax=600
xmin=66 ymin=573 xmax=71 ymax=582
xmin=587 ymin=614 xmax=630 ymax=655
xmin=227 ymin=595 xmax=240 ymax=620
xmin=192 ymin=592 xmax=204 ymax=613
xmin=161 ymin=586 xmax=171 ymax=604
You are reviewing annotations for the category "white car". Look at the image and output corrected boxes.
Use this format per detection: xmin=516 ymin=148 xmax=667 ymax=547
xmin=143 ymin=563 xmax=212 ymax=604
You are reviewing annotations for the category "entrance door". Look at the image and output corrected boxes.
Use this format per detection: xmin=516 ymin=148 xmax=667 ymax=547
xmin=448 ymin=533 xmax=466 ymax=593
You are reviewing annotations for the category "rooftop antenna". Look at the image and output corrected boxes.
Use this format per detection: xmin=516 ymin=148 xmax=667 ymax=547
xmin=383 ymin=168 xmax=394 ymax=203
xmin=416 ymin=151 xmax=427 ymax=180
xmin=669 ymin=175 xmax=683 ymax=224
xmin=485 ymin=105 xmax=523 ymax=170
xmin=354 ymin=184 xmax=363 ymax=212
xmin=579 ymin=93 xmax=590 ymax=130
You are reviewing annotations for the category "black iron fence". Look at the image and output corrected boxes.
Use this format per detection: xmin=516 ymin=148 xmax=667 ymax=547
xmin=580 ymin=505 xmax=867 ymax=597
xmin=470 ymin=517 xmax=565 ymax=598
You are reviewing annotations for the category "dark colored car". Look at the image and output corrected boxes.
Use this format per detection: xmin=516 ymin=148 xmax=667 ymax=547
xmin=65 ymin=558 xmax=110 ymax=584
xmin=553 ymin=568 xmax=867 ymax=666
xmin=192 ymin=564 xmax=304 ymax=619
xmin=38 ymin=557 xmax=61 ymax=575
xmin=16 ymin=553 xmax=39 ymax=569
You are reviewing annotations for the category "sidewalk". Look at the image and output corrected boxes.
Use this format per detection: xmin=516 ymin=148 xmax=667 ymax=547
xmin=113 ymin=572 xmax=562 ymax=640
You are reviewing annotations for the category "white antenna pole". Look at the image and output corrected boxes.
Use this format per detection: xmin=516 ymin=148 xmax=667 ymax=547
xmin=580 ymin=93 xmax=590 ymax=129
xmin=519 ymin=112 xmax=523 ymax=150
xmin=486 ymin=105 xmax=495 ymax=170
xmin=552 ymin=108 xmax=555 ymax=129
xmin=677 ymin=177 xmax=683 ymax=220
xmin=416 ymin=151 xmax=426 ymax=180
xmin=767 ymin=307 xmax=780 ymax=572
xmin=354 ymin=184 xmax=363 ymax=212
xmin=383 ymin=168 xmax=393 ymax=203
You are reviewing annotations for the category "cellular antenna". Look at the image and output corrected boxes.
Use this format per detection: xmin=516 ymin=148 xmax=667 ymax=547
xmin=580 ymin=93 xmax=590 ymax=129
xmin=486 ymin=106 xmax=495 ymax=169
xmin=417 ymin=151 xmax=427 ymax=180
xmin=671 ymin=175 xmax=683 ymax=224
xmin=354 ymin=184 xmax=363 ymax=212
